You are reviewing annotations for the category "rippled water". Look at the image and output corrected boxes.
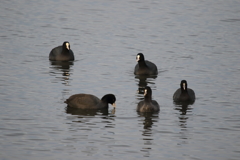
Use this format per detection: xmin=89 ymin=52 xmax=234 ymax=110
xmin=1 ymin=0 xmax=240 ymax=159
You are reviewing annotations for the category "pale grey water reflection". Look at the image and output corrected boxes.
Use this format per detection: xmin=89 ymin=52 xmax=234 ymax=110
xmin=1 ymin=0 xmax=240 ymax=160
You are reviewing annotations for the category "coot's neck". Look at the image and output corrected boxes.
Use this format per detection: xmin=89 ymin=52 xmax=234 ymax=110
xmin=62 ymin=48 xmax=70 ymax=54
xmin=144 ymin=94 xmax=152 ymax=102
xmin=138 ymin=60 xmax=148 ymax=68
xmin=181 ymin=87 xmax=188 ymax=93
xmin=101 ymin=95 xmax=110 ymax=108
xmin=180 ymin=90 xmax=191 ymax=101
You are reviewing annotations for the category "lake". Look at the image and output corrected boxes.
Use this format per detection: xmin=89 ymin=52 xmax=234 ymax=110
xmin=0 ymin=0 xmax=240 ymax=159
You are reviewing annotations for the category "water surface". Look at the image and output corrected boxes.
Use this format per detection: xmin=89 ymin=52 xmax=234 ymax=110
xmin=0 ymin=0 xmax=240 ymax=160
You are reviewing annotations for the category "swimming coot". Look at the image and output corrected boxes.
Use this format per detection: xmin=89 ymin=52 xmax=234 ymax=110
xmin=137 ymin=86 xmax=160 ymax=112
xmin=173 ymin=80 xmax=195 ymax=102
xmin=134 ymin=53 xmax=158 ymax=75
xmin=65 ymin=93 xmax=116 ymax=109
xmin=49 ymin=41 xmax=74 ymax=61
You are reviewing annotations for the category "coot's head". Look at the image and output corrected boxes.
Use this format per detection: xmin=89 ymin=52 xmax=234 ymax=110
xmin=101 ymin=94 xmax=116 ymax=108
xmin=180 ymin=80 xmax=188 ymax=91
xmin=136 ymin=53 xmax=145 ymax=62
xmin=63 ymin=41 xmax=70 ymax=50
xmin=144 ymin=86 xmax=152 ymax=98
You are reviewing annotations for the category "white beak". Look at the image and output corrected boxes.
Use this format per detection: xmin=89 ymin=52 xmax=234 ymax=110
xmin=136 ymin=55 xmax=140 ymax=62
xmin=144 ymin=89 xmax=147 ymax=96
xmin=66 ymin=43 xmax=70 ymax=50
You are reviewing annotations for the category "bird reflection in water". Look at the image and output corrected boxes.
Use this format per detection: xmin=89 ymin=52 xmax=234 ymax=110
xmin=65 ymin=107 xmax=116 ymax=134
xmin=66 ymin=106 xmax=116 ymax=117
xmin=49 ymin=61 xmax=74 ymax=86
xmin=174 ymin=101 xmax=194 ymax=116
xmin=137 ymin=112 xmax=159 ymax=157
xmin=135 ymin=74 xmax=157 ymax=99
xmin=174 ymin=101 xmax=194 ymax=143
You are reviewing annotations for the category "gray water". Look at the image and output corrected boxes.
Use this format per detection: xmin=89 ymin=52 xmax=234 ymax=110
xmin=1 ymin=0 xmax=240 ymax=159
